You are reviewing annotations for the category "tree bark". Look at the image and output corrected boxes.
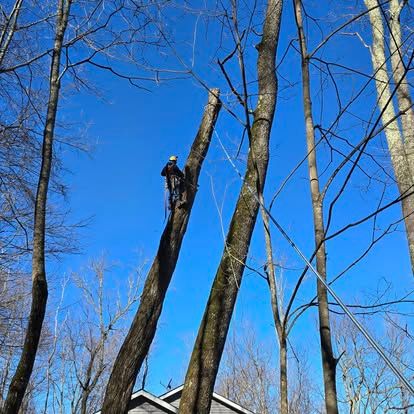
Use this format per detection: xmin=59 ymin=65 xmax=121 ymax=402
xmin=388 ymin=0 xmax=414 ymax=176
xmin=179 ymin=2 xmax=283 ymax=412
xmin=101 ymin=89 xmax=221 ymax=414
xmin=260 ymin=201 xmax=288 ymax=414
xmin=279 ymin=336 xmax=288 ymax=414
xmin=293 ymin=1 xmax=339 ymax=413
xmin=365 ymin=0 xmax=414 ymax=272
xmin=0 ymin=0 xmax=23 ymax=68
xmin=2 ymin=1 xmax=71 ymax=413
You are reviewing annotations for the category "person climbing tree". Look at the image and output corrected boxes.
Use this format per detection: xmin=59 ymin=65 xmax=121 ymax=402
xmin=161 ymin=155 xmax=185 ymax=209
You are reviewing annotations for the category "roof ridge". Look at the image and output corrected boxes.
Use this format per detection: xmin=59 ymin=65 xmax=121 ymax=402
xmin=158 ymin=385 xmax=255 ymax=414
xmin=129 ymin=389 xmax=177 ymax=413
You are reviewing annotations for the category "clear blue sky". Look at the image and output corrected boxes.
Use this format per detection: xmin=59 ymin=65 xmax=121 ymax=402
xmin=52 ymin=0 xmax=413 ymax=398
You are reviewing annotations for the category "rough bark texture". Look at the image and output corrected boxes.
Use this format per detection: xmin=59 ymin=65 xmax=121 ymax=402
xmin=101 ymin=89 xmax=221 ymax=414
xmin=179 ymin=2 xmax=283 ymax=412
xmin=293 ymin=1 xmax=339 ymax=413
xmin=389 ymin=0 xmax=414 ymax=176
xmin=365 ymin=0 xmax=414 ymax=272
xmin=2 ymin=1 xmax=71 ymax=413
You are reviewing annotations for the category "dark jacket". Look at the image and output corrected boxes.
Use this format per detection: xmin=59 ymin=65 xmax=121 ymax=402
xmin=161 ymin=162 xmax=184 ymax=179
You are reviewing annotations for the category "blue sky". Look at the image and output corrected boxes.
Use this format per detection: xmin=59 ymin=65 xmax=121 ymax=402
xmin=50 ymin=0 xmax=413 ymax=400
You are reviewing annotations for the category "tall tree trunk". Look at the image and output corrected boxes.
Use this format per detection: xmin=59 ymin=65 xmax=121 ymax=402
xmin=261 ymin=202 xmax=288 ymax=414
xmin=2 ymin=1 xmax=71 ymax=412
xmin=101 ymin=89 xmax=221 ymax=414
xmin=365 ymin=0 xmax=414 ymax=272
xmin=389 ymin=0 xmax=414 ymax=175
xmin=179 ymin=2 xmax=283 ymax=412
xmin=293 ymin=1 xmax=339 ymax=413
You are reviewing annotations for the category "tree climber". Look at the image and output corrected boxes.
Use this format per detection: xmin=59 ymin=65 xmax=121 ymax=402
xmin=161 ymin=155 xmax=185 ymax=209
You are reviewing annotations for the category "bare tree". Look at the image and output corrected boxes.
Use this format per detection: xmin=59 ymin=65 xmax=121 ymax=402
xmin=260 ymin=202 xmax=289 ymax=414
xmin=336 ymin=316 xmax=414 ymax=413
xmin=1 ymin=1 xmax=168 ymax=409
xmin=73 ymin=261 xmax=141 ymax=414
xmin=43 ymin=258 xmax=143 ymax=414
xmin=216 ymin=323 xmax=317 ymax=414
xmin=216 ymin=327 xmax=278 ymax=414
xmin=0 ymin=269 xmax=32 ymax=410
xmin=0 ymin=0 xmax=23 ymax=67
xmin=0 ymin=0 xmax=57 ymax=274
xmin=13 ymin=256 xmax=147 ymax=414
xmin=364 ymin=0 xmax=414 ymax=271
xmin=102 ymin=89 xmax=221 ymax=413
xmin=179 ymin=1 xmax=283 ymax=412
xmin=2 ymin=2 xmax=414 ymax=413
xmin=254 ymin=4 xmax=414 ymax=413
xmin=293 ymin=0 xmax=339 ymax=412
xmin=2 ymin=1 xmax=72 ymax=411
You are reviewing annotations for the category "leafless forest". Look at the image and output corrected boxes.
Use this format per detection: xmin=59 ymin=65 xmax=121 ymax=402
xmin=1 ymin=0 xmax=414 ymax=413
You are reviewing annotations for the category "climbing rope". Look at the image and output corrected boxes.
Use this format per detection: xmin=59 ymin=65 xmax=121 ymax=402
xmin=216 ymin=132 xmax=414 ymax=395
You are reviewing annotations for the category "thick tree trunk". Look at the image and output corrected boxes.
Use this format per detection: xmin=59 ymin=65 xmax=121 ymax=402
xmin=179 ymin=2 xmax=283 ymax=413
xmin=365 ymin=0 xmax=414 ymax=272
xmin=389 ymin=0 xmax=414 ymax=176
xmin=293 ymin=1 xmax=339 ymax=413
xmin=101 ymin=89 xmax=221 ymax=414
xmin=2 ymin=1 xmax=71 ymax=413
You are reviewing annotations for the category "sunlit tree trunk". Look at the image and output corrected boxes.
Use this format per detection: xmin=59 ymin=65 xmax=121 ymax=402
xmin=389 ymin=0 xmax=414 ymax=176
xmin=365 ymin=0 xmax=414 ymax=272
xmin=179 ymin=2 xmax=283 ymax=412
xmin=101 ymin=90 xmax=221 ymax=414
xmin=293 ymin=1 xmax=339 ymax=412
